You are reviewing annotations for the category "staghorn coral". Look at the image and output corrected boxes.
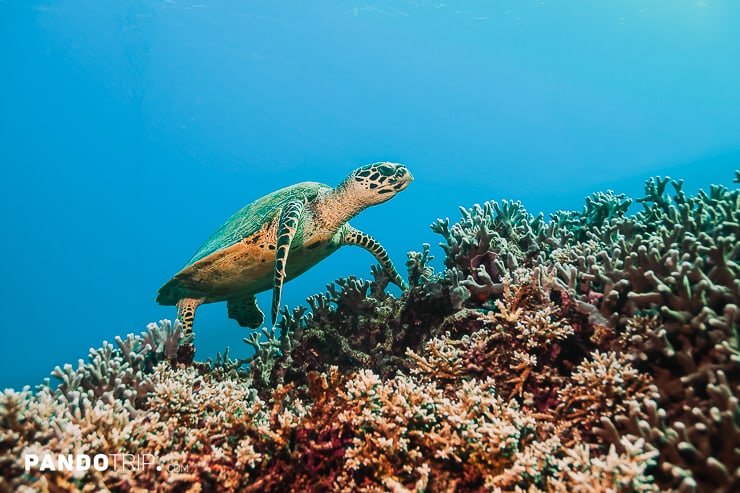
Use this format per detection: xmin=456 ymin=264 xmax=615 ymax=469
xmin=334 ymin=370 xmax=540 ymax=491
xmin=0 ymin=320 xmax=191 ymax=491
xmin=438 ymin=173 xmax=739 ymax=492
xmin=431 ymin=200 xmax=545 ymax=283
xmin=557 ymin=350 xmax=660 ymax=446
xmin=2 ymin=171 xmax=738 ymax=492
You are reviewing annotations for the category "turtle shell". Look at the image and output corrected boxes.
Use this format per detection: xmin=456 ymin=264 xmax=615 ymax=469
xmin=157 ymin=181 xmax=327 ymax=305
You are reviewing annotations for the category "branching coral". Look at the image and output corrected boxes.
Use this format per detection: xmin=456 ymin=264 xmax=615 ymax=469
xmin=2 ymin=171 xmax=738 ymax=492
xmin=335 ymin=371 xmax=537 ymax=491
xmin=428 ymin=173 xmax=739 ymax=492
xmin=557 ymin=350 xmax=660 ymax=446
xmin=0 ymin=320 xmax=192 ymax=491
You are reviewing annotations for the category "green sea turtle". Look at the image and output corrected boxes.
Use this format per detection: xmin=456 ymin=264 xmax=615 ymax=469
xmin=156 ymin=162 xmax=413 ymax=336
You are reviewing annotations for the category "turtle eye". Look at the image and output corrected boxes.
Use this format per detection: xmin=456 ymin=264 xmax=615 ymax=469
xmin=378 ymin=164 xmax=395 ymax=177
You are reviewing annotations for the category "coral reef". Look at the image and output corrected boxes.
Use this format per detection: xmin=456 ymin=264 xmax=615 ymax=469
xmin=1 ymin=172 xmax=738 ymax=492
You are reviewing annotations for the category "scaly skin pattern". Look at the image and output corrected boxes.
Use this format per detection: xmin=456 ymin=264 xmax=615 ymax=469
xmin=156 ymin=162 xmax=413 ymax=335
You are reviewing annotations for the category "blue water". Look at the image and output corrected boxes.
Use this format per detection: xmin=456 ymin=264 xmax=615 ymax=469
xmin=1 ymin=0 xmax=738 ymax=390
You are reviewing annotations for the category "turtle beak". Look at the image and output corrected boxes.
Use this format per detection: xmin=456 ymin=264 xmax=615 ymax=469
xmin=392 ymin=164 xmax=413 ymax=192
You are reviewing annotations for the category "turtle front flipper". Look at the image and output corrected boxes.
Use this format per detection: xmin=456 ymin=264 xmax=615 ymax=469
xmin=271 ymin=200 xmax=305 ymax=326
xmin=341 ymin=225 xmax=407 ymax=290
xmin=227 ymin=294 xmax=264 ymax=328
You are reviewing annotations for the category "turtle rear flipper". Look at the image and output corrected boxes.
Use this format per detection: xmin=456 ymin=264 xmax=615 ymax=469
xmin=227 ymin=294 xmax=264 ymax=328
xmin=176 ymin=298 xmax=203 ymax=335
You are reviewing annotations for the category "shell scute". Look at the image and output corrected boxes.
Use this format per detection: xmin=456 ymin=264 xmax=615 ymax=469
xmin=186 ymin=182 xmax=325 ymax=266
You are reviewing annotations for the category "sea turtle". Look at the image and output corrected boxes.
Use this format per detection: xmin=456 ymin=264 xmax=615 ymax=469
xmin=156 ymin=162 xmax=413 ymax=337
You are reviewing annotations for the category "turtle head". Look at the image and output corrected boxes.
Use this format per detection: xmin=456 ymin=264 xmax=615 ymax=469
xmin=342 ymin=162 xmax=413 ymax=205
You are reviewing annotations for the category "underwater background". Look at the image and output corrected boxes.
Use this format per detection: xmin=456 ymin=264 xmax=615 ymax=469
xmin=2 ymin=1 xmax=740 ymax=491
xmin=1 ymin=0 xmax=738 ymax=392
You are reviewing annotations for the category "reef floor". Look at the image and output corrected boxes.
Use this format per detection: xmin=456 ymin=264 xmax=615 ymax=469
xmin=1 ymin=172 xmax=739 ymax=492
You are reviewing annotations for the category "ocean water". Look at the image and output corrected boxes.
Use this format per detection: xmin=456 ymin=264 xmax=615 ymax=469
xmin=0 ymin=0 xmax=738 ymax=391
